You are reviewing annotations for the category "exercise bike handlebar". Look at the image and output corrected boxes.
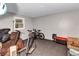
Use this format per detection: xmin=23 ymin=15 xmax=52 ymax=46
xmin=27 ymin=30 xmax=32 ymax=32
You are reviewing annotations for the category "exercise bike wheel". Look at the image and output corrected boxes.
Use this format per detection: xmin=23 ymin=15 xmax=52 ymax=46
xmin=39 ymin=33 xmax=45 ymax=40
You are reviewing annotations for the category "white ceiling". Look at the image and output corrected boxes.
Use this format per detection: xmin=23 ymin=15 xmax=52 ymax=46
xmin=7 ymin=3 xmax=79 ymax=18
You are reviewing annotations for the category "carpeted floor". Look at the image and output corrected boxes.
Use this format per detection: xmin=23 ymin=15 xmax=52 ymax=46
xmin=20 ymin=39 xmax=68 ymax=56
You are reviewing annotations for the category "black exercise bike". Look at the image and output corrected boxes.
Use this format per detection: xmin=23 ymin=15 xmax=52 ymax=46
xmin=26 ymin=30 xmax=36 ymax=56
xmin=33 ymin=29 xmax=45 ymax=40
xmin=26 ymin=29 xmax=45 ymax=55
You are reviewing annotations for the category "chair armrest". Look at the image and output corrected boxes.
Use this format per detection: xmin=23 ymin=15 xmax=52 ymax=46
xmin=18 ymin=47 xmax=26 ymax=53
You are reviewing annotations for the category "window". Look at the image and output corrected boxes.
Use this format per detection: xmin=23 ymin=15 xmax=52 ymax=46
xmin=14 ymin=17 xmax=25 ymax=30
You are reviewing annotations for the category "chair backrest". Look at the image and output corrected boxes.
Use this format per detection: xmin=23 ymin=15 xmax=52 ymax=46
xmin=10 ymin=30 xmax=20 ymax=45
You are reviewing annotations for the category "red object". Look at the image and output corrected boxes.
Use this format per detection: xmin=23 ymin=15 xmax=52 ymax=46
xmin=52 ymin=34 xmax=67 ymax=45
xmin=55 ymin=37 xmax=67 ymax=41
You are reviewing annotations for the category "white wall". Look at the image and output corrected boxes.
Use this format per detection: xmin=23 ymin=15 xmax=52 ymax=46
xmin=0 ymin=14 xmax=14 ymax=32
xmin=1 ymin=11 xmax=79 ymax=40
xmin=0 ymin=13 xmax=33 ymax=40
xmin=32 ymin=11 xmax=79 ymax=40
xmin=17 ymin=16 xmax=33 ymax=40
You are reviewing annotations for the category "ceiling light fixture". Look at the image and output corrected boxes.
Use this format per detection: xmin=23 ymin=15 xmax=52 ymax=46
xmin=0 ymin=3 xmax=7 ymax=15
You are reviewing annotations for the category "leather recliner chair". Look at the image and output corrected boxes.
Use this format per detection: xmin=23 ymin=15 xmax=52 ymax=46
xmin=0 ymin=30 xmax=25 ymax=56
xmin=67 ymin=37 xmax=79 ymax=55
xmin=67 ymin=37 xmax=79 ymax=50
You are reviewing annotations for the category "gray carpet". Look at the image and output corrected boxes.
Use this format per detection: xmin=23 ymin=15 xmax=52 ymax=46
xmin=20 ymin=39 xmax=68 ymax=56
